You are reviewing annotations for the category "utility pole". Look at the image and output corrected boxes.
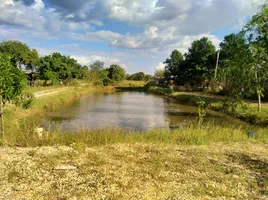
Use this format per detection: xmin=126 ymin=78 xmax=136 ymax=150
xmin=214 ymin=50 xmax=220 ymax=79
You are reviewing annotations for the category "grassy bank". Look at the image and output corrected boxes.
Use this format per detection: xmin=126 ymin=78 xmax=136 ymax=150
xmin=210 ymin=102 xmax=268 ymax=126
xmin=147 ymin=86 xmax=268 ymax=126
xmin=1 ymin=84 xmax=267 ymax=199
xmin=2 ymin=84 xmax=268 ymax=146
xmin=3 ymin=122 xmax=268 ymax=147
xmin=115 ymin=80 xmax=146 ymax=87
xmin=2 ymin=85 xmax=99 ymax=146
xmin=0 ymin=142 xmax=267 ymax=199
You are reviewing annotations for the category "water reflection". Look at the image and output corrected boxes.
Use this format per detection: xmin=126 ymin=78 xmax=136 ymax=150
xmin=42 ymin=91 xmax=242 ymax=132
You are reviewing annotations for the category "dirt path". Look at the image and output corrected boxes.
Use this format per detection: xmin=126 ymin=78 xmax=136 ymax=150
xmin=34 ymin=87 xmax=70 ymax=98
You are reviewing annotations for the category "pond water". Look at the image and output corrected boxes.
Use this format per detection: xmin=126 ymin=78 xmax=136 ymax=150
xmin=42 ymin=91 xmax=244 ymax=132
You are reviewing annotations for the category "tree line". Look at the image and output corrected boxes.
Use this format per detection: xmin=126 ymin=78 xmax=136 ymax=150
xmin=0 ymin=41 xmax=127 ymax=138
xmin=162 ymin=4 xmax=268 ymax=111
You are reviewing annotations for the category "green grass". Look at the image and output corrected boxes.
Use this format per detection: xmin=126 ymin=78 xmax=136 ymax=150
xmin=211 ymin=101 xmax=268 ymax=126
xmin=3 ymin=122 xmax=268 ymax=147
xmin=115 ymin=80 xmax=146 ymax=87
xmin=148 ymin=86 xmax=268 ymax=126
xmin=148 ymin=86 xmax=221 ymax=104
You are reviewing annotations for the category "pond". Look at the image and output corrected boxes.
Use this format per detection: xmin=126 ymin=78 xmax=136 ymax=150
xmin=42 ymin=91 xmax=245 ymax=132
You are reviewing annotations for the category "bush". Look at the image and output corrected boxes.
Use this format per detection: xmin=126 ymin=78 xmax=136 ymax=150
xmin=103 ymin=78 xmax=112 ymax=86
xmin=13 ymin=92 xmax=35 ymax=109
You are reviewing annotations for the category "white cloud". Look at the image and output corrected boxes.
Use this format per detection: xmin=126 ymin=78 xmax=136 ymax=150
xmin=71 ymin=55 xmax=122 ymax=67
xmin=155 ymin=62 xmax=165 ymax=70
xmin=69 ymin=30 xmax=121 ymax=42
xmin=1 ymin=0 xmax=266 ymax=75
xmin=0 ymin=0 xmax=95 ymax=36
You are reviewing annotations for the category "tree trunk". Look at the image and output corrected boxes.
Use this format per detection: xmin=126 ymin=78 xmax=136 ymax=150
xmin=255 ymin=70 xmax=261 ymax=112
xmin=214 ymin=50 xmax=220 ymax=79
xmin=257 ymin=91 xmax=262 ymax=112
xmin=0 ymin=95 xmax=4 ymax=141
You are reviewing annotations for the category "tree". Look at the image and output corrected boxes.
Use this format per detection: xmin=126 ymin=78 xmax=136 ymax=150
xmin=244 ymin=4 xmax=268 ymax=111
xmin=164 ymin=50 xmax=184 ymax=81
xmin=107 ymin=64 xmax=125 ymax=82
xmin=25 ymin=49 xmax=40 ymax=71
xmin=38 ymin=52 xmax=86 ymax=84
xmin=183 ymin=37 xmax=216 ymax=86
xmin=0 ymin=54 xmax=26 ymax=140
xmin=154 ymin=70 xmax=165 ymax=79
xmin=144 ymin=74 xmax=153 ymax=82
xmin=87 ymin=61 xmax=108 ymax=85
xmin=90 ymin=61 xmax=105 ymax=71
xmin=219 ymin=33 xmax=254 ymax=100
xmin=128 ymin=72 xmax=146 ymax=81
xmin=0 ymin=40 xmax=39 ymax=70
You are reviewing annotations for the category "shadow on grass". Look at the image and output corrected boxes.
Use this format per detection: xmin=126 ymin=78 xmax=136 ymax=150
xmin=174 ymin=94 xmax=221 ymax=107
xmin=228 ymin=153 xmax=268 ymax=196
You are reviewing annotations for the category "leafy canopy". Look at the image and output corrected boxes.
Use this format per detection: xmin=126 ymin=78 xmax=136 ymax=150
xmin=0 ymin=40 xmax=39 ymax=70
xmin=107 ymin=64 xmax=125 ymax=82
xmin=0 ymin=53 xmax=26 ymax=103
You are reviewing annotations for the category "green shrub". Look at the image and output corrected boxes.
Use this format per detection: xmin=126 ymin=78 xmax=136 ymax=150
xmin=103 ymin=78 xmax=112 ymax=86
xmin=13 ymin=92 xmax=35 ymax=109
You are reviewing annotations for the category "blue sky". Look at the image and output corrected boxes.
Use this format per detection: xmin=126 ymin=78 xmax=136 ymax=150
xmin=0 ymin=0 xmax=265 ymax=74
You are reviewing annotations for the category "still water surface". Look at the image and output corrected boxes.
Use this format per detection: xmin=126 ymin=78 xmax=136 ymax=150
xmin=42 ymin=91 xmax=242 ymax=132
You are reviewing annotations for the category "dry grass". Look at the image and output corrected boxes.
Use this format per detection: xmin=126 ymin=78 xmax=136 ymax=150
xmin=0 ymin=142 xmax=267 ymax=199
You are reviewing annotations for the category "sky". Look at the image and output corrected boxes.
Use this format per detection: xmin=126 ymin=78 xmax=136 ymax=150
xmin=0 ymin=0 xmax=266 ymax=74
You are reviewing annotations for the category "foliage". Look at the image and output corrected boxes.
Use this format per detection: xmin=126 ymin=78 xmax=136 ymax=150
xmin=164 ymin=50 xmax=184 ymax=80
xmin=154 ymin=70 xmax=165 ymax=79
xmin=128 ymin=72 xmax=145 ymax=81
xmin=38 ymin=52 xmax=87 ymax=84
xmin=196 ymin=99 xmax=206 ymax=124
xmin=144 ymin=74 xmax=153 ymax=81
xmin=87 ymin=61 xmax=109 ymax=85
xmin=0 ymin=40 xmax=39 ymax=70
xmin=89 ymin=60 xmax=105 ymax=71
xmin=183 ymin=37 xmax=216 ymax=86
xmin=244 ymin=4 xmax=268 ymax=111
xmin=127 ymin=72 xmax=152 ymax=82
xmin=219 ymin=33 xmax=255 ymax=101
xmin=107 ymin=64 xmax=125 ymax=82
xmin=13 ymin=92 xmax=35 ymax=109
xmin=163 ymin=37 xmax=216 ymax=87
xmin=0 ymin=53 xmax=26 ymax=104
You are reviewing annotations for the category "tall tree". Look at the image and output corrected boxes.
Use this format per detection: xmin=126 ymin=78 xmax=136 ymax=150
xmin=87 ymin=61 xmax=108 ymax=85
xmin=107 ymin=64 xmax=125 ymax=82
xmin=38 ymin=52 xmax=86 ymax=84
xmin=90 ymin=61 xmax=105 ymax=71
xmin=184 ymin=37 xmax=216 ymax=86
xmin=154 ymin=70 xmax=165 ymax=79
xmin=164 ymin=50 xmax=184 ymax=81
xmin=128 ymin=72 xmax=146 ymax=81
xmin=219 ymin=33 xmax=254 ymax=108
xmin=244 ymin=4 xmax=268 ymax=111
xmin=0 ymin=54 xmax=26 ymax=140
xmin=0 ymin=40 xmax=39 ymax=70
